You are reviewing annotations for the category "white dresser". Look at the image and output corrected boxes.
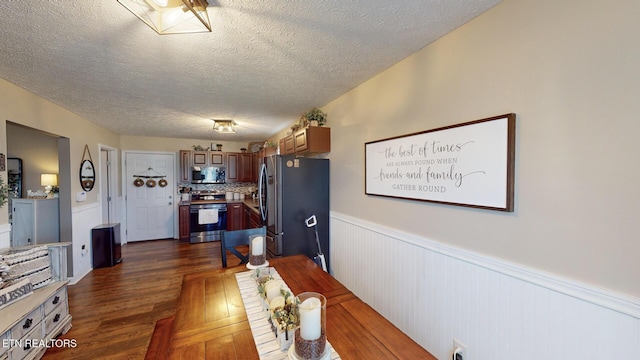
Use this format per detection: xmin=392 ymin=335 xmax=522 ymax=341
xmin=0 ymin=243 xmax=72 ymax=360
xmin=0 ymin=281 xmax=72 ymax=360
xmin=10 ymin=199 xmax=60 ymax=247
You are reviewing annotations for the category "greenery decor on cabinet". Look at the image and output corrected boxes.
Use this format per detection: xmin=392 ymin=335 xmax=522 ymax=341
xmin=303 ymin=107 xmax=327 ymax=126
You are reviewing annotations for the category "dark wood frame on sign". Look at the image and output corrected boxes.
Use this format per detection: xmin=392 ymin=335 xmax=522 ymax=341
xmin=365 ymin=113 xmax=516 ymax=212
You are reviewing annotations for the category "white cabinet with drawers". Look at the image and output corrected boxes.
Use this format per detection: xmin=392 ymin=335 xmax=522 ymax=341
xmin=0 ymin=281 xmax=72 ymax=360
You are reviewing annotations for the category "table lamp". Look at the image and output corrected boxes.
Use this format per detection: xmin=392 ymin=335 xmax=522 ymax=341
xmin=41 ymin=173 xmax=58 ymax=198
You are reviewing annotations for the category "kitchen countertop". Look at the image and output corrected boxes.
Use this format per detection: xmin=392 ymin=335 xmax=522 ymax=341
xmin=180 ymin=198 xmax=261 ymax=214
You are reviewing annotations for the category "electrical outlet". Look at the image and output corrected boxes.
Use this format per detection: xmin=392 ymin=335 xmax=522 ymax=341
xmin=453 ymin=338 xmax=467 ymax=360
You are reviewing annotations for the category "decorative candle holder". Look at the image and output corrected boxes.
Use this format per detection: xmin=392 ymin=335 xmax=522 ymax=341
xmin=270 ymin=289 xmax=298 ymax=351
xmin=249 ymin=234 xmax=267 ymax=266
xmin=294 ymin=292 xmax=327 ymax=359
xmin=252 ymin=266 xmax=272 ymax=280
xmin=256 ymin=273 xmax=274 ymax=311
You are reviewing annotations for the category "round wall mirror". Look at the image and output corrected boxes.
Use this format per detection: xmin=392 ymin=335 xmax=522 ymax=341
xmin=80 ymin=159 xmax=95 ymax=191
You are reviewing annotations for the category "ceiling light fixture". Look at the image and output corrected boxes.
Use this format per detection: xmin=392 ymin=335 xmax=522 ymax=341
xmin=213 ymin=120 xmax=237 ymax=133
xmin=117 ymin=0 xmax=212 ymax=35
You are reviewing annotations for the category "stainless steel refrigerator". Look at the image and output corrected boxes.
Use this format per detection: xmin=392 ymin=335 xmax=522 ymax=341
xmin=259 ymin=155 xmax=330 ymax=270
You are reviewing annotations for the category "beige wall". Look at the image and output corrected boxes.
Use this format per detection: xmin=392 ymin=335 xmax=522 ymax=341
xmin=325 ymin=0 xmax=640 ymax=297
xmin=0 ymin=77 xmax=121 ymax=209
xmin=7 ymin=124 xmax=59 ymax=195
xmin=120 ymin=135 xmax=255 ymax=153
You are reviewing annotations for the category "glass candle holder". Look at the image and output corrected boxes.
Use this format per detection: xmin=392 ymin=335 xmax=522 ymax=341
xmin=249 ymin=234 xmax=266 ymax=266
xmin=295 ymin=292 xmax=327 ymax=359
xmin=252 ymin=266 xmax=272 ymax=280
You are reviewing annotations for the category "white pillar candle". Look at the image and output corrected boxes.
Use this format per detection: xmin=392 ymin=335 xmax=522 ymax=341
xmin=265 ymin=280 xmax=283 ymax=303
xmin=299 ymin=297 xmax=322 ymax=340
xmin=251 ymin=236 xmax=264 ymax=256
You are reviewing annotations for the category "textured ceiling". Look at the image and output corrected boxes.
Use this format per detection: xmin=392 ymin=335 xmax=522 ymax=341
xmin=0 ymin=1 xmax=501 ymax=142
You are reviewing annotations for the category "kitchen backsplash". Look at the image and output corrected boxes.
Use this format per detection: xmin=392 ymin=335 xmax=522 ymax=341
xmin=181 ymin=182 xmax=257 ymax=195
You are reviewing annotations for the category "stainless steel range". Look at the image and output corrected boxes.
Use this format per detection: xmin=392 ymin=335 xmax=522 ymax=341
xmin=189 ymin=202 xmax=227 ymax=243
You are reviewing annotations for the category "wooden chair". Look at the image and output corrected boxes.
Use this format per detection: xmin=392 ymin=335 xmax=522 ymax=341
xmin=220 ymin=226 xmax=267 ymax=267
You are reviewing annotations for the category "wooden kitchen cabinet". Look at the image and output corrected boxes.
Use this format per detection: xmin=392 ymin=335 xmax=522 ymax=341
xmin=210 ymin=152 xmax=225 ymax=165
xmin=226 ymin=153 xmax=239 ymax=182
xmin=240 ymin=153 xmax=253 ymax=182
xmin=226 ymin=153 xmax=255 ymax=182
xmin=179 ymin=150 xmax=191 ymax=182
xmin=279 ymin=126 xmax=330 ymax=156
xmin=192 ymin=151 xmax=208 ymax=166
xmin=226 ymin=203 xmax=244 ymax=230
xmin=283 ymin=134 xmax=295 ymax=154
xmin=246 ymin=205 xmax=262 ymax=228
xmin=178 ymin=205 xmax=190 ymax=242
xmin=294 ymin=126 xmax=330 ymax=154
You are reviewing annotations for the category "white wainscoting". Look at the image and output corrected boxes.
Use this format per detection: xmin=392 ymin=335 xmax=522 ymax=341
xmin=0 ymin=223 xmax=10 ymax=249
xmin=330 ymin=212 xmax=640 ymax=360
xmin=71 ymin=202 xmax=102 ymax=284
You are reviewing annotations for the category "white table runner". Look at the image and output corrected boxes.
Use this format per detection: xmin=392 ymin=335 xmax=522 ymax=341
xmin=235 ymin=269 xmax=341 ymax=360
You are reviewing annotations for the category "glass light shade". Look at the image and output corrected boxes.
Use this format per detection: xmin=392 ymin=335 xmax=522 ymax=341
xmin=117 ymin=0 xmax=212 ymax=35
xmin=213 ymin=120 xmax=237 ymax=133
xmin=40 ymin=173 xmax=58 ymax=187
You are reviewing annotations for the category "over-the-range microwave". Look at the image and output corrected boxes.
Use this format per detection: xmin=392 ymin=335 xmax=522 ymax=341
xmin=192 ymin=166 xmax=226 ymax=184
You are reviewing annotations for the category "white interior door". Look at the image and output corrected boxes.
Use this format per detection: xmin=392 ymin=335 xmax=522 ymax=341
xmin=125 ymin=152 xmax=175 ymax=242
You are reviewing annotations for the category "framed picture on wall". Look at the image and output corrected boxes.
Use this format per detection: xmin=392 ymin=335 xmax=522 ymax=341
xmin=365 ymin=113 xmax=516 ymax=212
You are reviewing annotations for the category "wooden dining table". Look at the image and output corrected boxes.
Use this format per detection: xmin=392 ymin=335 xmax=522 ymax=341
xmin=166 ymin=255 xmax=436 ymax=359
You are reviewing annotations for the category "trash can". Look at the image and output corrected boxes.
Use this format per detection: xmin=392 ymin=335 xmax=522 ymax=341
xmin=92 ymin=223 xmax=122 ymax=268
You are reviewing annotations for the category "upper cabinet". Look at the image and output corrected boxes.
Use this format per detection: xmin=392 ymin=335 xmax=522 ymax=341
xmin=179 ymin=150 xmax=191 ymax=182
xmin=191 ymin=151 xmax=225 ymax=167
xmin=179 ymin=150 xmax=227 ymax=183
xmin=226 ymin=152 xmax=256 ymax=183
xmin=210 ymin=152 xmax=224 ymax=165
xmin=281 ymin=126 xmax=330 ymax=155
xmin=192 ymin=151 xmax=208 ymax=166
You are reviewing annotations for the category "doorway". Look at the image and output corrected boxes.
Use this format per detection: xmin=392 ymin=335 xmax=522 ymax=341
xmin=100 ymin=146 xmax=118 ymax=224
xmin=124 ymin=151 xmax=175 ymax=242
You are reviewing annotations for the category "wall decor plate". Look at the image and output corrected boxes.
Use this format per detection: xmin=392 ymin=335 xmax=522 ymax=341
xmin=158 ymin=178 xmax=168 ymax=187
xmin=134 ymin=178 xmax=144 ymax=187
xmin=146 ymin=179 xmax=156 ymax=188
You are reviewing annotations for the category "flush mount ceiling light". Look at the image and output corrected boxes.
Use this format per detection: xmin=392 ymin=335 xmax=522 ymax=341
xmin=117 ymin=0 xmax=211 ymax=35
xmin=213 ymin=120 xmax=237 ymax=133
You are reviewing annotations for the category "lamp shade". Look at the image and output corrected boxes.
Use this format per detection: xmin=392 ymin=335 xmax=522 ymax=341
xmin=41 ymin=173 xmax=58 ymax=187
xmin=117 ymin=0 xmax=212 ymax=35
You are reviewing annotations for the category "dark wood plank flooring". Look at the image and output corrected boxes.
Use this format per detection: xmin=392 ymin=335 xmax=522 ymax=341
xmin=43 ymin=239 xmax=232 ymax=360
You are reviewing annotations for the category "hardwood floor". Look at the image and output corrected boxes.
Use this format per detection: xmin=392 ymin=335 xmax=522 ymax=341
xmin=43 ymin=239 xmax=233 ymax=360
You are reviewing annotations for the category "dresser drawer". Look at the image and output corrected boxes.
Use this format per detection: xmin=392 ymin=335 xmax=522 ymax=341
xmin=44 ymin=287 xmax=67 ymax=315
xmin=44 ymin=300 xmax=69 ymax=335
xmin=9 ymin=324 xmax=45 ymax=360
xmin=10 ymin=307 xmax=42 ymax=340
xmin=0 ymin=330 xmax=8 ymax=357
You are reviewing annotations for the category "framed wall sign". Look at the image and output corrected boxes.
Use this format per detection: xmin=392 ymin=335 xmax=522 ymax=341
xmin=365 ymin=113 xmax=516 ymax=212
